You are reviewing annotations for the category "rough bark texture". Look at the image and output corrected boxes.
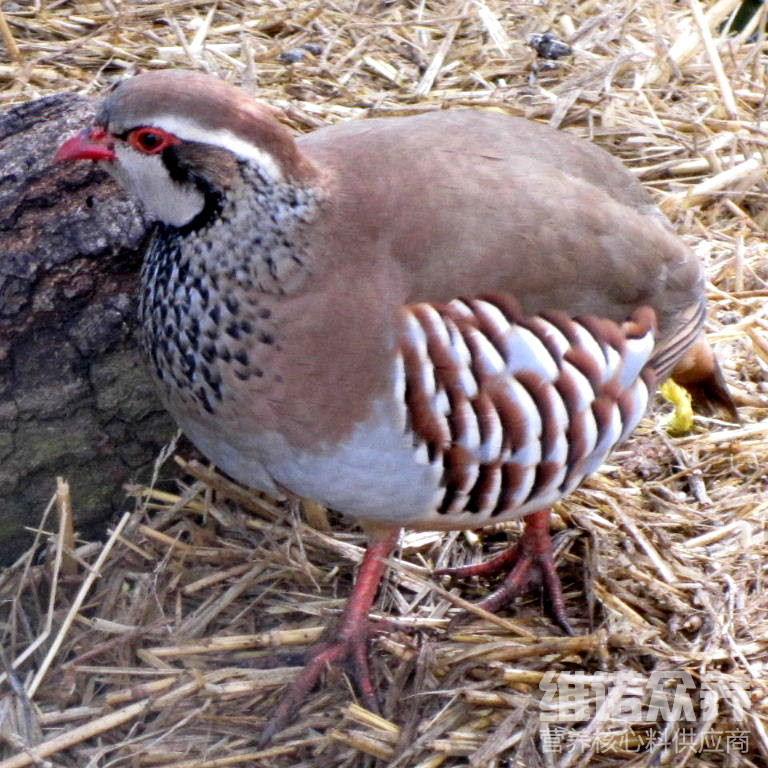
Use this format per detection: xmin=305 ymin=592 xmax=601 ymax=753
xmin=0 ymin=93 xmax=175 ymax=561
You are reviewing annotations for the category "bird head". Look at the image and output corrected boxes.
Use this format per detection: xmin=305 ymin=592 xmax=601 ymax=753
xmin=56 ymin=70 xmax=314 ymax=229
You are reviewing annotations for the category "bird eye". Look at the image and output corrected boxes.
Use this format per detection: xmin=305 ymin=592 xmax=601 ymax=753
xmin=129 ymin=127 xmax=179 ymax=154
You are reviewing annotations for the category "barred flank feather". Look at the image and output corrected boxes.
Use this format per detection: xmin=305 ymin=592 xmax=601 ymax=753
xmin=398 ymin=296 xmax=657 ymax=526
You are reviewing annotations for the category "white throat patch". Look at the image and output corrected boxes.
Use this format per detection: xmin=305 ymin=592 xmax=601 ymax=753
xmin=112 ymin=144 xmax=205 ymax=227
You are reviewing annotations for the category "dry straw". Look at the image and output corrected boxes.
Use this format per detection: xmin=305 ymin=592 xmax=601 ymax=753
xmin=1 ymin=0 xmax=767 ymax=766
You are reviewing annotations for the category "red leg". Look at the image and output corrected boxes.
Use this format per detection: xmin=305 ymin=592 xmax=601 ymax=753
xmin=435 ymin=509 xmax=573 ymax=634
xmin=259 ymin=529 xmax=399 ymax=745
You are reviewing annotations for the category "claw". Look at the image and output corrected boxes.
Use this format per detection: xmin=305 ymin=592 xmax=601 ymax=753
xmin=436 ymin=509 xmax=573 ymax=634
xmin=259 ymin=529 xmax=399 ymax=745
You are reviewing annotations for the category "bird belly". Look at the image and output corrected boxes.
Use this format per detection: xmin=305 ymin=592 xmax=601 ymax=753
xmin=172 ymin=411 xmax=282 ymax=495
xmin=170 ymin=393 xmax=446 ymax=521
xmin=259 ymin=397 xmax=448 ymax=522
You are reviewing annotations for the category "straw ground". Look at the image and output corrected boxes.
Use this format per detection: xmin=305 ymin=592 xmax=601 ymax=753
xmin=1 ymin=1 xmax=767 ymax=766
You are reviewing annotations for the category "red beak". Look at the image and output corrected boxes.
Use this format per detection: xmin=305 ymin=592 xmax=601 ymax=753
xmin=55 ymin=127 xmax=116 ymax=163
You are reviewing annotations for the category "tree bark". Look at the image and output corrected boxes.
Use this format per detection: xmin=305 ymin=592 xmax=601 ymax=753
xmin=0 ymin=93 xmax=175 ymax=560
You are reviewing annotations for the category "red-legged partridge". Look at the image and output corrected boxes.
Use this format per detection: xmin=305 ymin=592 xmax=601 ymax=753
xmin=57 ymin=70 xmax=734 ymax=742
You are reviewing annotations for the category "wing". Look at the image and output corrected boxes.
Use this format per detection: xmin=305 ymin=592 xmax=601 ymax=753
xmin=398 ymin=295 xmax=657 ymax=527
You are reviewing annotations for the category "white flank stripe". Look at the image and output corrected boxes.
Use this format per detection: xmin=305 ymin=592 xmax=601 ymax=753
xmin=561 ymin=360 xmax=595 ymax=411
xmin=450 ymin=462 xmax=480 ymax=514
xmin=404 ymin=313 xmax=436 ymax=397
xmin=474 ymin=299 xmax=511 ymax=334
xmin=434 ymin=388 xmax=450 ymax=415
xmin=469 ymin=327 xmax=506 ymax=376
xmin=392 ymin=352 xmax=408 ymax=432
xmin=537 ymin=319 xmax=570 ymax=357
xmin=508 ymin=378 xmax=542 ymax=466
xmin=504 ymin=324 xmax=559 ymax=380
xmin=546 ymin=390 xmax=570 ymax=466
xmin=549 ymin=385 xmax=570 ymax=435
xmin=150 ymin=114 xmax=285 ymax=180
xmin=431 ymin=485 xmax=447 ymax=512
xmin=404 ymin=311 xmax=428 ymax=356
xmin=413 ymin=441 xmax=431 ymax=465
xmin=619 ymin=332 xmax=655 ymax=389
xmin=570 ymin=322 xmax=607 ymax=381
xmin=580 ymin=405 xmax=599 ymax=463
xmin=420 ymin=303 xmax=452 ymax=347
xmin=478 ymin=466 xmax=503 ymax=515
xmin=618 ymin=379 xmax=649 ymax=443
xmin=583 ymin=402 xmax=622 ymax=477
xmin=456 ymin=397 xmax=481 ymax=453
xmin=510 ymin=464 xmax=536 ymax=509
xmin=604 ymin=343 xmax=622 ymax=382
xmin=533 ymin=463 xmax=568 ymax=503
xmin=447 ymin=298 xmax=474 ymax=320
xmin=420 ymin=356 xmax=436 ymax=398
xmin=479 ymin=403 xmax=503 ymax=463
xmin=446 ymin=318 xmax=478 ymax=398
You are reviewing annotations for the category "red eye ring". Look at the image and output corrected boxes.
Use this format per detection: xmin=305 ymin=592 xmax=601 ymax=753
xmin=128 ymin=127 xmax=180 ymax=155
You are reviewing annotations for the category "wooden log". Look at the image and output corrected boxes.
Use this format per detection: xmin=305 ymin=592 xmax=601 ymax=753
xmin=0 ymin=93 xmax=175 ymax=560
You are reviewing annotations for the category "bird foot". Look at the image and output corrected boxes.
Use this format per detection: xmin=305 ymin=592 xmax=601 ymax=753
xmin=435 ymin=509 xmax=573 ymax=635
xmin=258 ymin=530 xmax=399 ymax=746
xmin=259 ymin=618 xmax=384 ymax=746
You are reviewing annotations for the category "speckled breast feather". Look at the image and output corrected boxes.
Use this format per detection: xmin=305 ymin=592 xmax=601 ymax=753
xmin=397 ymin=296 xmax=658 ymax=525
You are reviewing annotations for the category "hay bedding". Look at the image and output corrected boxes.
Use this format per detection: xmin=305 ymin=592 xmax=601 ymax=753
xmin=1 ymin=0 xmax=767 ymax=765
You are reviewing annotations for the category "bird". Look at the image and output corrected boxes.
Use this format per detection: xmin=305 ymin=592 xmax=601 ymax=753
xmin=56 ymin=69 xmax=734 ymax=742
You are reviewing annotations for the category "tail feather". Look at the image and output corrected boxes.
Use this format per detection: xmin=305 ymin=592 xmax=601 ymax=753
xmin=670 ymin=336 xmax=738 ymax=421
xmin=649 ymin=300 xmax=706 ymax=381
